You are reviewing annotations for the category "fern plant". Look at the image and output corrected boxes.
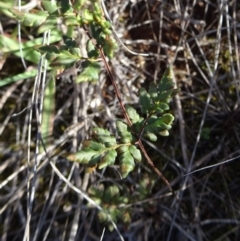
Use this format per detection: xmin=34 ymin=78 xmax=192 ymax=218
xmin=66 ymin=65 xmax=177 ymax=228
xmin=67 ymin=67 xmax=176 ymax=178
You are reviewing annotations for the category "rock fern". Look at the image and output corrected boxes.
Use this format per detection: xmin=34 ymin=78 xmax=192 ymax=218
xmin=67 ymin=67 xmax=177 ymax=178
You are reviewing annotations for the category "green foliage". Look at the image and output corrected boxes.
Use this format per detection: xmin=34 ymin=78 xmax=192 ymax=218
xmin=66 ymin=126 xmax=141 ymax=178
xmin=76 ymin=60 xmax=101 ymax=83
xmin=11 ymin=9 xmax=48 ymax=27
xmin=116 ymin=120 xmax=133 ymax=143
xmin=68 ymin=67 xmax=177 ymax=177
xmin=140 ymin=67 xmax=175 ymax=115
xmin=88 ymin=184 xmax=131 ymax=231
xmin=41 ymin=1 xmax=58 ymax=14
xmin=87 ymin=174 xmax=155 ymax=230
xmin=0 ymin=0 xmax=117 ymax=83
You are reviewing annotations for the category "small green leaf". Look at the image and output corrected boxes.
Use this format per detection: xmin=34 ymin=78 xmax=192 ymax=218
xmin=88 ymin=184 xmax=104 ymax=198
xmin=162 ymin=113 xmax=174 ymax=125
xmin=119 ymin=150 xmax=135 ymax=178
xmin=0 ymin=1 xmax=13 ymax=14
xmin=73 ymin=0 xmax=86 ymax=11
xmin=154 ymin=106 xmax=164 ymax=114
xmin=116 ymin=120 xmax=132 ymax=143
xmin=93 ymin=2 xmax=103 ymax=17
xmin=76 ymin=60 xmax=101 ymax=83
xmin=102 ymin=37 xmax=118 ymax=59
xmin=66 ymin=149 xmax=93 ymax=164
xmin=156 ymin=102 xmax=169 ymax=113
xmin=38 ymin=15 xmax=58 ymax=33
xmin=149 ymin=82 xmax=158 ymax=100
xmin=11 ymin=9 xmax=48 ymax=27
xmin=116 ymin=145 xmax=129 ymax=154
xmin=122 ymin=211 xmax=131 ymax=224
xmin=145 ymin=113 xmax=174 ymax=133
xmin=86 ymin=39 xmax=99 ymax=58
xmin=160 ymin=66 xmax=174 ymax=84
xmin=98 ymin=210 xmax=108 ymax=223
xmin=66 ymin=141 xmax=105 ymax=164
xmin=50 ymin=50 xmax=80 ymax=67
xmin=93 ymin=128 xmax=116 ymax=147
xmin=136 ymin=175 xmax=155 ymax=199
xmin=102 ymin=21 xmax=112 ymax=35
xmin=138 ymin=66 xmax=176 ymax=116
xmin=69 ymin=47 xmax=81 ymax=56
xmin=98 ymin=149 xmax=117 ymax=169
xmin=42 ymin=1 xmax=58 ymax=14
xmin=88 ymin=154 xmax=102 ymax=166
xmin=126 ymin=105 xmax=140 ymax=124
xmin=64 ymin=13 xmax=79 ymax=26
xmin=155 ymin=117 xmax=172 ymax=130
xmin=105 ymin=185 xmax=120 ymax=198
xmin=159 ymin=130 xmax=169 ymax=136
xmin=157 ymin=67 xmax=175 ymax=101
xmin=83 ymin=9 xmax=94 ymax=23
xmin=129 ymin=145 xmax=142 ymax=162
xmin=144 ymin=132 xmax=157 ymax=141
xmin=158 ymin=89 xmax=173 ymax=102
xmin=139 ymin=88 xmax=152 ymax=114
xmin=85 ymin=141 xmax=105 ymax=151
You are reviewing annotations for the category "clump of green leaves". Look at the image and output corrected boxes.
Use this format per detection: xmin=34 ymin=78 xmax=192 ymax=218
xmin=88 ymin=184 xmax=131 ymax=231
xmin=67 ymin=67 xmax=176 ymax=177
xmin=88 ymin=174 xmax=155 ymax=230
